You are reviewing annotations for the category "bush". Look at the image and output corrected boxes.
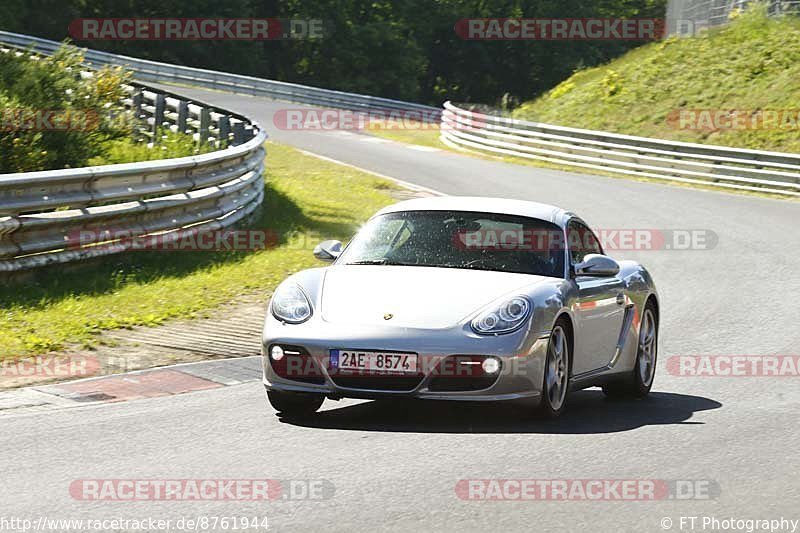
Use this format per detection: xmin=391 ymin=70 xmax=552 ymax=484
xmin=0 ymin=42 xmax=133 ymax=173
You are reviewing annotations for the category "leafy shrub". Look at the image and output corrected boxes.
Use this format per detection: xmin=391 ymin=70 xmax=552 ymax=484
xmin=0 ymin=42 xmax=133 ymax=173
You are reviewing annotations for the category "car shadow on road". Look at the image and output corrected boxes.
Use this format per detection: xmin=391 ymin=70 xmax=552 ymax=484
xmin=278 ymin=390 xmax=722 ymax=434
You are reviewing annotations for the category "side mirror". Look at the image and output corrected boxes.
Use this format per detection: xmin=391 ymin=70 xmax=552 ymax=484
xmin=574 ymin=254 xmax=620 ymax=277
xmin=313 ymin=240 xmax=342 ymax=262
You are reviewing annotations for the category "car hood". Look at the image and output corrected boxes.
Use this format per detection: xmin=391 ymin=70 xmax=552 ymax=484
xmin=319 ymin=265 xmax=548 ymax=329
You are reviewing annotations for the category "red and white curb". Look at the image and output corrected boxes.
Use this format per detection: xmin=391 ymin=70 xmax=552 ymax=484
xmin=0 ymin=356 xmax=262 ymax=415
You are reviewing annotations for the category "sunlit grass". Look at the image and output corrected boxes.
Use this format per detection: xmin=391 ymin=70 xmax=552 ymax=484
xmin=513 ymin=8 xmax=800 ymax=153
xmin=366 ymin=119 xmax=444 ymax=149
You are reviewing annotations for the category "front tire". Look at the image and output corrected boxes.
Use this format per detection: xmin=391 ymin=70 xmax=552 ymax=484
xmin=267 ymin=390 xmax=324 ymax=416
xmin=538 ymin=320 xmax=571 ymax=418
xmin=603 ymin=302 xmax=658 ymax=398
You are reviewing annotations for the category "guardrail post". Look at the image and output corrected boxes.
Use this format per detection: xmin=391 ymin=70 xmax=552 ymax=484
xmin=132 ymin=90 xmax=143 ymax=119
xmin=232 ymin=122 xmax=245 ymax=146
xmin=153 ymin=94 xmax=166 ymax=143
xmin=218 ymin=116 xmax=231 ymax=148
xmin=177 ymin=101 xmax=189 ymax=134
xmin=199 ymin=108 xmax=211 ymax=145
xmin=131 ymin=90 xmax=145 ymax=141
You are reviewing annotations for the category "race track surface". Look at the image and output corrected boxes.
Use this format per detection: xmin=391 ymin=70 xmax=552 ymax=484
xmin=1 ymin=85 xmax=798 ymax=533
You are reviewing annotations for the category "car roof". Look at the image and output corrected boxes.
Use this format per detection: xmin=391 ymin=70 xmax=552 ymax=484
xmin=374 ymin=196 xmax=571 ymax=225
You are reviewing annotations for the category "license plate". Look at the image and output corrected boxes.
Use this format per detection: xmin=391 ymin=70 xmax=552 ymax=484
xmin=330 ymin=350 xmax=418 ymax=374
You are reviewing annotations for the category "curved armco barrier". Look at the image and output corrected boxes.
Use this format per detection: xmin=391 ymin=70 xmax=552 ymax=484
xmin=0 ymin=43 xmax=267 ymax=273
xmin=441 ymin=102 xmax=800 ymax=197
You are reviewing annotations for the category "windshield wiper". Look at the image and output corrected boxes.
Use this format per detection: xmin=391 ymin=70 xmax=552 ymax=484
xmin=344 ymin=259 xmax=390 ymax=265
xmin=344 ymin=259 xmax=414 ymax=266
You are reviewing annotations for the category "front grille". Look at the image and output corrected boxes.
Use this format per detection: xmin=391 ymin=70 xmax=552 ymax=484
xmin=330 ymin=373 xmax=425 ymax=391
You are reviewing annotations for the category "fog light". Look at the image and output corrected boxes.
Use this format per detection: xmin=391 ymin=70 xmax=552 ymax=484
xmin=482 ymin=357 xmax=500 ymax=374
xmin=271 ymin=345 xmax=285 ymax=361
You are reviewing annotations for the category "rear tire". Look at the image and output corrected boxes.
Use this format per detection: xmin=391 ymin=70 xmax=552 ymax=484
xmin=267 ymin=390 xmax=324 ymax=416
xmin=538 ymin=319 xmax=571 ymax=418
xmin=603 ymin=302 xmax=658 ymax=399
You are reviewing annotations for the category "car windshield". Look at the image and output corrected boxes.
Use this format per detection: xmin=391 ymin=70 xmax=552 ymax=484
xmin=337 ymin=210 xmax=566 ymax=277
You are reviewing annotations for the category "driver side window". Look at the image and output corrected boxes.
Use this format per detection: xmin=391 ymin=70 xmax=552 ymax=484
xmin=567 ymin=220 xmax=602 ymax=265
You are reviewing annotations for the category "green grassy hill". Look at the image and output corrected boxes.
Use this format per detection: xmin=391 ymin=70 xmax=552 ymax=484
xmin=513 ymin=7 xmax=800 ymax=153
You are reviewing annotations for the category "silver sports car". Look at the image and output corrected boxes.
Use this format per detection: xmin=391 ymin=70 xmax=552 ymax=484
xmin=262 ymin=197 xmax=659 ymax=417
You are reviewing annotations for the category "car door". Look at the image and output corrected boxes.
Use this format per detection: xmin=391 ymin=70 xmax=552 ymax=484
xmin=567 ymin=218 xmax=627 ymax=375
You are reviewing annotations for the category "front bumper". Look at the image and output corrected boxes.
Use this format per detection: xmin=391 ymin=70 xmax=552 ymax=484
xmin=262 ymin=314 xmax=550 ymax=401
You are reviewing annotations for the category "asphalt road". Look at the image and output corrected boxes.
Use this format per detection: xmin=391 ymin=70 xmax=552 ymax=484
xmin=1 ymin=86 xmax=799 ymax=533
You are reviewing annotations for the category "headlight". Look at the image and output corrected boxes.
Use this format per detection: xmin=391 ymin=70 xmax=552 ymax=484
xmin=271 ymin=284 xmax=312 ymax=323
xmin=471 ymin=296 xmax=531 ymax=335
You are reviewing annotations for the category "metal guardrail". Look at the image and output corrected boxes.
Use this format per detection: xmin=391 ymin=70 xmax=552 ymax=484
xmin=0 ymin=44 xmax=267 ymax=273
xmin=440 ymin=102 xmax=800 ymax=196
xmin=0 ymin=30 xmax=441 ymax=121
xmin=127 ymin=86 xmax=258 ymax=147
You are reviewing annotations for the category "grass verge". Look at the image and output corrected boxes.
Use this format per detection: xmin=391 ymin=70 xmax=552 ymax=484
xmin=0 ymin=141 xmax=399 ymax=360
xmin=365 ymin=120 xmax=444 ymax=149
